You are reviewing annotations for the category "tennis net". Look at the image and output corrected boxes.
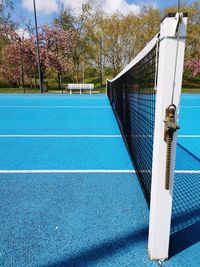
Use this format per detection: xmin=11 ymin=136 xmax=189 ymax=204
xmin=107 ymin=35 xmax=158 ymax=205
xmin=107 ymin=12 xmax=188 ymax=260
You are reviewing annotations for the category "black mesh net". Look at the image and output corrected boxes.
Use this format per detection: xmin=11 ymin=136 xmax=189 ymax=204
xmin=107 ymin=45 xmax=157 ymax=204
xmin=171 ymin=144 xmax=200 ymax=234
xmin=107 ymin=33 xmax=200 ymax=239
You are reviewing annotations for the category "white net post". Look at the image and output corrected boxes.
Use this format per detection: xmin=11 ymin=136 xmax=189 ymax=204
xmin=148 ymin=13 xmax=188 ymax=260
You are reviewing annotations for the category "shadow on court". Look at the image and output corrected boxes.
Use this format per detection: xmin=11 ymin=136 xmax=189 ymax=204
xmin=47 ymin=228 xmax=148 ymax=267
xmin=170 ymin=219 xmax=200 ymax=258
xmin=170 ymin=143 xmax=200 ymax=257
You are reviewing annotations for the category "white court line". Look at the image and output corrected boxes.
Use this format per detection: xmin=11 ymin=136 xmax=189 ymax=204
xmin=0 ymin=106 xmax=111 ymax=109
xmin=0 ymin=134 xmax=122 ymax=138
xmin=175 ymin=170 xmax=200 ymax=174
xmin=0 ymin=170 xmax=135 ymax=173
xmin=136 ymin=170 xmax=200 ymax=174
xmin=124 ymin=134 xmax=199 ymax=138
xmin=0 ymin=170 xmax=199 ymax=174
xmin=0 ymin=134 xmax=198 ymax=138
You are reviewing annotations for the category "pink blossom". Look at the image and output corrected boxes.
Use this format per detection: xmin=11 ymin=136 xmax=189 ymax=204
xmin=186 ymin=59 xmax=200 ymax=77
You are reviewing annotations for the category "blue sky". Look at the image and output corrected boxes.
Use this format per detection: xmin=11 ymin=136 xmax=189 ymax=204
xmin=12 ymin=0 xmax=194 ymax=28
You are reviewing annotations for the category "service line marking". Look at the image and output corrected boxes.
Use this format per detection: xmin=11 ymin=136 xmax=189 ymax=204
xmin=0 ymin=170 xmax=135 ymax=173
xmin=0 ymin=134 xmax=122 ymax=138
xmin=0 ymin=134 xmax=198 ymax=138
xmin=0 ymin=170 xmax=199 ymax=174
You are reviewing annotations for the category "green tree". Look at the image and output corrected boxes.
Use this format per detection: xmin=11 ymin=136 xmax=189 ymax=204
xmin=164 ymin=1 xmax=200 ymax=60
xmin=54 ymin=1 xmax=93 ymax=83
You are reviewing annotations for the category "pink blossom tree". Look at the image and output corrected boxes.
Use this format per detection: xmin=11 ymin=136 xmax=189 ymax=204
xmin=186 ymin=59 xmax=200 ymax=77
xmin=1 ymin=29 xmax=35 ymax=87
xmin=2 ymin=41 xmax=24 ymax=86
xmin=1 ymin=25 xmax=75 ymax=89
xmin=41 ymin=25 xmax=75 ymax=89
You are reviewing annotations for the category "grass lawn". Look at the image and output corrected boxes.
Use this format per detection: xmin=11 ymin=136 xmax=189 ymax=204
xmin=182 ymin=88 xmax=200 ymax=93
xmin=0 ymin=87 xmax=106 ymax=94
xmin=0 ymin=87 xmax=198 ymax=94
xmin=0 ymin=76 xmax=199 ymax=94
xmin=0 ymin=88 xmax=40 ymax=93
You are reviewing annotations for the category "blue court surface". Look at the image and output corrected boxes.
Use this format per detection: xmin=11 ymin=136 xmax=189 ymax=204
xmin=0 ymin=94 xmax=199 ymax=266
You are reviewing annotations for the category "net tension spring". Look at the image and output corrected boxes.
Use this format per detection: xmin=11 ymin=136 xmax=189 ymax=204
xmin=164 ymin=104 xmax=180 ymax=190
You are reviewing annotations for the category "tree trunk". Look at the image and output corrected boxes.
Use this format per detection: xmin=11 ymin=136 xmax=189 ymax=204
xmin=76 ymin=65 xmax=80 ymax=83
xmin=41 ymin=72 xmax=44 ymax=88
xmin=19 ymin=40 xmax=25 ymax=91
xmin=58 ymin=72 xmax=61 ymax=91
xmin=75 ymin=58 xmax=80 ymax=83
xmin=99 ymin=38 xmax=103 ymax=93
xmin=30 ymin=77 xmax=32 ymax=89
xmin=34 ymin=74 xmax=37 ymax=89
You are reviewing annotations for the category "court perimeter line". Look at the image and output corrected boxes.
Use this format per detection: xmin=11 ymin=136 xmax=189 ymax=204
xmin=0 ymin=106 xmax=111 ymax=109
xmin=0 ymin=170 xmax=135 ymax=173
xmin=0 ymin=135 xmax=122 ymax=138
xmin=175 ymin=170 xmax=200 ymax=173
xmin=0 ymin=170 xmax=199 ymax=174
xmin=0 ymin=134 xmax=198 ymax=138
xmin=129 ymin=134 xmax=200 ymax=138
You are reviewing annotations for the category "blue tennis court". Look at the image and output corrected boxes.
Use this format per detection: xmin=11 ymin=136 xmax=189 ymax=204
xmin=0 ymin=93 xmax=199 ymax=266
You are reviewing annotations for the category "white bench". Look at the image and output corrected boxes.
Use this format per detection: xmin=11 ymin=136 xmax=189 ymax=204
xmin=67 ymin=84 xmax=94 ymax=94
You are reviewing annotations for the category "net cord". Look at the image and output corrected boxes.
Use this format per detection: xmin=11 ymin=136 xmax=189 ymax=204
xmin=154 ymin=37 xmax=160 ymax=91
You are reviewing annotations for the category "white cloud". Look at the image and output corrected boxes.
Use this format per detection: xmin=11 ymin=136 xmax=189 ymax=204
xmin=22 ymin=0 xmax=58 ymax=14
xmin=16 ymin=28 xmax=30 ymax=39
xmin=60 ymin=0 xmax=87 ymax=16
xmin=103 ymin=0 xmax=140 ymax=16
xmin=60 ymin=0 xmax=140 ymax=16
